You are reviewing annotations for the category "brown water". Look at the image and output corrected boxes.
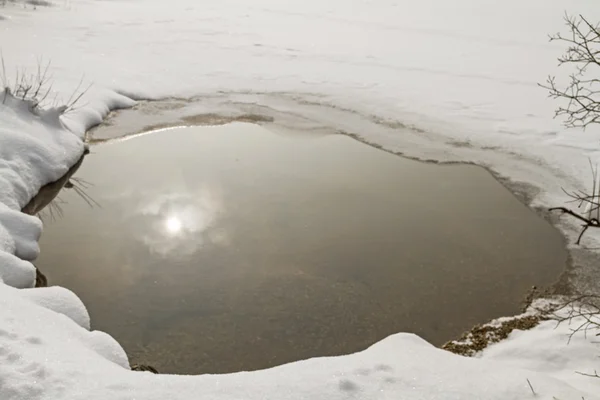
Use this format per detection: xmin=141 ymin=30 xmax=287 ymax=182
xmin=36 ymin=123 xmax=567 ymax=375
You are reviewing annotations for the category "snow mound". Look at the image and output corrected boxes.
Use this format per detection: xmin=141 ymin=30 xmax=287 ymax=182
xmin=20 ymin=286 xmax=91 ymax=330
xmin=483 ymin=317 xmax=600 ymax=396
xmin=0 ymin=284 xmax=130 ymax=400
xmin=0 ymin=251 xmax=35 ymax=288
xmin=0 ymin=91 xmax=84 ymax=209
xmin=0 ymin=203 xmax=42 ymax=260
xmin=34 ymin=324 xmax=597 ymax=400
xmin=0 ymin=91 xmax=135 ymax=396
xmin=0 ymin=90 xmax=83 ymax=286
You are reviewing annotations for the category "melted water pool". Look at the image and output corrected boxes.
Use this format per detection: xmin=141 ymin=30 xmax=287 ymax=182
xmin=36 ymin=123 xmax=567 ymax=374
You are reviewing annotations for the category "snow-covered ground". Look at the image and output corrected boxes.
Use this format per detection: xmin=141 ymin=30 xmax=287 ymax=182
xmin=1 ymin=0 xmax=600 ymax=398
xmin=3 ymin=0 xmax=600 ymax=241
xmin=1 ymin=0 xmax=599 ymax=201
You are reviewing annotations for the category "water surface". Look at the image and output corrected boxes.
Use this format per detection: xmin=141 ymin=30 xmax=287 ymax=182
xmin=36 ymin=123 xmax=567 ymax=374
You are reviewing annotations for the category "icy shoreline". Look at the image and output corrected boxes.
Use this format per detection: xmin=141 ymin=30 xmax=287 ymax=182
xmin=0 ymin=89 xmax=593 ymax=400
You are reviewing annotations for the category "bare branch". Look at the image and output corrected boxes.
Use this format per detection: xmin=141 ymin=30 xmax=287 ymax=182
xmin=576 ymin=370 xmax=600 ymax=379
xmin=526 ymin=379 xmax=536 ymax=396
xmin=550 ymin=294 xmax=600 ymax=343
xmin=549 ymin=159 xmax=600 ymax=244
xmin=541 ymin=14 xmax=600 ymax=128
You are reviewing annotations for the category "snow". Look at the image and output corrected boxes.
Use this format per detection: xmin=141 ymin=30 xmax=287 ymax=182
xmin=482 ymin=317 xmax=600 ymax=396
xmin=0 ymin=91 xmax=131 ymax=396
xmin=1 ymin=277 xmax=600 ymax=400
xmin=0 ymin=0 xmax=599 ymax=399
xmin=0 ymin=91 xmax=83 ymax=291
xmin=1 ymin=0 xmax=598 ymax=232
xmin=20 ymin=286 xmax=90 ymax=330
xmin=0 ymin=250 xmax=35 ymax=288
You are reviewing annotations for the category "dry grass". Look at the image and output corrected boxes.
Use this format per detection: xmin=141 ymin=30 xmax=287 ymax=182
xmin=442 ymin=315 xmax=545 ymax=356
xmin=443 ymin=286 xmax=550 ymax=356
xmin=1 ymin=0 xmax=53 ymax=7
xmin=1 ymin=55 xmax=90 ymax=113
xmin=444 ymin=292 xmax=600 ymax=358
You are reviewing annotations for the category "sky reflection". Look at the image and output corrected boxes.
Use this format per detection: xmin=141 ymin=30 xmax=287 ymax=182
xmin=137 ymin=186 xmax=224 ymax=257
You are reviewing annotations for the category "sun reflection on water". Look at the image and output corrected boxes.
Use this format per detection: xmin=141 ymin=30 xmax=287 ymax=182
xmin=165 ymin=216 xmax=183 ymax=235
xmin=137 ymin=185 xmax=225 ymax=256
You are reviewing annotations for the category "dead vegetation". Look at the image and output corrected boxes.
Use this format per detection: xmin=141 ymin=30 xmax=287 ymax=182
xmin=442 ymin=314 xmax=545 ymax=357
xmin=541 ymin=14 xmax=600 ymax=129
xmin=443 ymin=286 xmax=548 ymax=356
xmin=1 ymin=0 xmax=54 ymax=8
xmin=540 ymin=14 xmax=600 ymax=245
xmin=130 ymin=364 xmax=159 ymax=374
xmin=548 ymin=159 xmax=600 ymax=245
xmin=443 ymin=292 xmax=600 ymax=363
xmin=1 ymin=55 xmax=91 ymax=114
xmin=551 ymin=294 xmax=600 ymax=344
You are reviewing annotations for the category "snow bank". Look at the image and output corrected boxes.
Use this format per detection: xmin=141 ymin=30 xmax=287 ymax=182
xmin=0 ymin=283 xmax=129 ymax=400
xmin=0 ymin=92 xmax=134 ymax=397
xmin=73 ymin=326 xmax=596 ymax=400
xmin=0 ymin=91 xmax=83 ymax=287
xmin=483 ymin=317 xmax=600 ymax=396
xmin=1 ymin=287 xmax=598 ymax=400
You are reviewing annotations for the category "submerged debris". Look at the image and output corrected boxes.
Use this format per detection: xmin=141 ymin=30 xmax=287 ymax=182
xmin=34 ymin=266 xmax=47 ymax=288
xmin=520 ymin=285 xmax=539 ymax=313
xmin=131 ymin=364 xmax=159 ymax=374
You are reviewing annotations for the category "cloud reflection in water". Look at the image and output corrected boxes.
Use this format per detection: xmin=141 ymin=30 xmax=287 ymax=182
xmin=137 ymin=185 xmax=225 ymax=257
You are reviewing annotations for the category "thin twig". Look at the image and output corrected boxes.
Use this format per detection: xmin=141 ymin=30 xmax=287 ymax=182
xmin=526 ymin=379 xmax=536 ymax=396
xmin=576 ymin=370 xmax=600 ymax=379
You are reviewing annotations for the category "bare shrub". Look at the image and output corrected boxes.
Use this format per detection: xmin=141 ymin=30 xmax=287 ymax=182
xmin=551 ymin=294 xmax=600 ymax=343
xmin=1 ymin=56 xmax=54 ymax=108
xmin=540 ymin=14 xmax=600 ymax=129
xmin=1 ymin=55 xmax=91 ymax=113
xmin=549 ymin=160 xmax=600 ymax=245
xmin=550 ymin=295 xmax=600 ymax=380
